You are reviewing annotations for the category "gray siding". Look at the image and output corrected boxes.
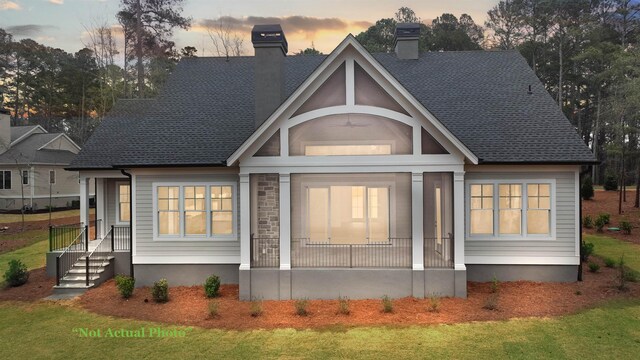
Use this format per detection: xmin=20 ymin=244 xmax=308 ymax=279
xmin=464 ymin=171 xmax=577 ymax=261
xmin=135 ymin=173 xmax=240 ymax=263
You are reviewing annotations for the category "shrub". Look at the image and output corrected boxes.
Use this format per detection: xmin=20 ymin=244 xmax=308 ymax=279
xmin=208 ymin=300 xmax=219 ymax=318
xmin=295 ymin=299 xmax=309 ymax=316
xmin=3 ymin=259 xmax=29 ymax=287
xmin=428 ymin=295 xmax=440 ymax=313
xmin=483 ymin=293 xmax=499 ymax=311
xmin=575 ymin=290 xmax=582 ymax=296
xmin=337 ymin=297 xmax=350 ymax=315
xmin=250 ymin=300 xmax=263 ymax=317
xmin=620 ymin=220 xmax=632 ymax=235
xmin=588 ymin=262 xmax=600 ymax=273
xmin=617 ymin=256 xmax=629 ymax=291
xmin=604 ymin=174 xmax=618 ymax=191
xmin=581 ymin=177 xmax=594 ymax=200
xmin=491 ymin=275 xmax=500 ymax=293
xmin=604 ymin=257 xmax=617 ymax=268
xmin=594 ymin=217 xmax=606 ymax=232
xmin=152 ymin=278 xmax=169 ymax=303
xmin=204 ymin=275 xmax=221 ymax=298
xmin=583 ymin=215 xmax=593 ymax=229
xmin=625 ymin=269 xmax=639 ymax=283
xmin=598 ymin=213 xmax=611 ymax=225
xmin=581 ymin=241 xmax=595 ymax=262
xmin=114 ymin=275 xmax=135 ymax=299
xmin=381 ymin=295 xmax=393 ymax=313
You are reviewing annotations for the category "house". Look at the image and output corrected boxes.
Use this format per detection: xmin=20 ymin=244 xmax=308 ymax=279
xmin=56 ymin=24 xmax=595 ymax=299
xmin=0 ymin=109 xmax=88 ymax=211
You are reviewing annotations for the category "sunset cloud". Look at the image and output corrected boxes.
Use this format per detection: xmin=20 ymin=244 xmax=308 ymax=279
xmin=0 ymin=0 xmax=21 ymax=11
xmin=6 ymin=24 xmax=57 ymax=37
xmin=48 ymin=0 xmax=64 ymax=5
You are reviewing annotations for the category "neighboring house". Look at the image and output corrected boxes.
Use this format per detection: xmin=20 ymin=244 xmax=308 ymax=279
xmin=0 ymin=110 xmax=87 ymax=211
xmin=58 ymin=24 xmax=595 ymax=299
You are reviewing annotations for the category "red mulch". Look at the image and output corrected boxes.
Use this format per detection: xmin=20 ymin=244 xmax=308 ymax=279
xmin=76 ymin=258 xmax=640 ymax=330
xmin=583 ymin=190 xmax=640 ymax=245
xmin=0 ymin=268 xmax=53 ymax=301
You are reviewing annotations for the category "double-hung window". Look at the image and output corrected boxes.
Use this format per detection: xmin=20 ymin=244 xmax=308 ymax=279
xmin=117 ymin=183 xmax=131 ymax=223
xmin=469 ymin=181 xmax=553 ymax=239
xmin=155 ymin=183 xmax=235 ymax=239
xmin=22 ymin=170 xmax=29 ymax=185
xmin=0 ymin=171 xmax=11 ymax=190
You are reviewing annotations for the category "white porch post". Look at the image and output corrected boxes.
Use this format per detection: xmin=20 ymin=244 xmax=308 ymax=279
xmin=411 ymin=172 xmax=424 ymax=270
xmin=239 ymin=174 xmax=251 ymax=269
xmin=95 ymin=178 xmax=105 ymax=236
xmin=79 ymin=176 xmax=90 ymax=227
xmin=279 ymin=173 xmax=291 ymax=269
xmin=453 ymin=171 xmax=465 ymax=268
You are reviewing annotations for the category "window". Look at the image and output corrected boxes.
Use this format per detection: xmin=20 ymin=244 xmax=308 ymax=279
xmin=468 ymin=181 xmax=553 ymax=239
xmin=158 ymin=186 xmax=180 ymax=235
xmin=499 ymin=184 xmax=521 ymax=235
xmin=470 ymin=184 xmax=493 ymax=235
xmin=211 ymin=186 xmax=233 ymax=235
xmin=155 ymin=183 xmax=235 ymax=239
xmin=117 ymin=184 xmax=131 ymax=223
xmin=0 ymin=171 xmax=11 ymax=190
xmin=49 ymin=170 xmax=56 ymax=184
xmin=22 ymin=170 xmax=29 ymax=185
xmin=527 ymin=184 xmax=551 ymax=234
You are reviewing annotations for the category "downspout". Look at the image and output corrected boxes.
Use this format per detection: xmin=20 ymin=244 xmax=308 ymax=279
xmin=120 ymin=169 xmax=134 ymax=278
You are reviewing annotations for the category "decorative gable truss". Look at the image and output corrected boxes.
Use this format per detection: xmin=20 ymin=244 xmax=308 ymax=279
xmin=228 ymin=35 xmax=478 ymax=171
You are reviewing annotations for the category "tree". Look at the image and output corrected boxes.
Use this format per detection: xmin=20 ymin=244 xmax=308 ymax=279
xmin=431 ymin=13 xmax=484 ymax=50
xmin=485 ymin=0 xmax=526 ymax=49
xmin=295 ymin=43 xmax=322 ymax=56
xmin=117 ymin=0 xmax=191 ymax=97
xmin=205 ymin=17 xmax=245 ymax=58
xmin=180 ymin=46 xmax=197 ymax=58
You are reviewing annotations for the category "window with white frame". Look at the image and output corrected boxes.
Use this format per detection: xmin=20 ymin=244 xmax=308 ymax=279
xmin=469 ymin=181 xmax=553 ymax=238
xmin=117 ymin=183 xmax=131 ymax=223
xmin=22 ymin=170 xmax=29 ymax=185
xmin=0 ymin=170 xmax=11 ymax=189
xmin=155 ymin=183 xmax=235 ymax=239
xmin=49 ymin=170 xmax=56 ymax=184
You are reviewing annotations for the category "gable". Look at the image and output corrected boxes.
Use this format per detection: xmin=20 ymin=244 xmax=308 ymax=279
xmin=229 ymin=35 xmax=477 ymax=165
xmin=38 ymin=134 xmax=81 ymax=154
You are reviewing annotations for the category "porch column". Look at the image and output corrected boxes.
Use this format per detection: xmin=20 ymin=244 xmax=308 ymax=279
xmin=453 ymin=171 xmax=467 ymax=297
xmin=95 ymin=178 xmax=105 ymax=236
xmin=239 ymin=174 xmax=251 ymax=300
xmin=279 ymin=173 xmax=292 ymax=299
xmin=411 ymin=172 xmax=425 ymax=298
xmin=79 ymin=176 xmax=90 ymax=227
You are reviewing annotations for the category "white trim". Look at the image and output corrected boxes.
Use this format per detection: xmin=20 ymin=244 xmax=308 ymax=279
xmin=151 ymin=181 xmax=238 ymax=242
xmin=21 ymin=169 xmax=29 ymax=185
xmin=465 ymin=255 xmax=580 ymax=265
xmin=29 ymin=166 xmax=34 ymax=207
xmin=132 ymin=174 xmax=137 ymax=257
xmin=133 ymin=255 xmax=240 ymax=264
xmin=227 ymin=35 xmax=478 ymax=165
xmin=115 ymin=181 xmax=131 ymax=225
xmin=239 ymin=174 xmax=250 ymax=269
xmin=453 ymin=171 xmax=465 ymax=268
xmin=411 ymin=172 xmax=424 ymax=270
xmin=575 ymin=169 xmax=580 ymax=257
xmin=466 ymin=178 xmax=557 ymax=241
xmin=10 ymin=125 xmax=46 ymax=146
xmin=279 ymin=173 xmax=291 ymax=269
xmin=36 ymin=133 xmax=81 ymax=152
xmin=345 ymin=58 xmax=355 ymax=106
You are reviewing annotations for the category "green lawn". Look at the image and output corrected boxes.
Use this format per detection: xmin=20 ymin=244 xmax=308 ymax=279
xmin=0 ymin=209 xmax=94 ymax=224
xmin=0 ymin=299 xmax=638 ymax=359
xmin=0 ymin=234 xmax=47 ymax=276
xmin=585 ymin=234 xmax=640 ymax=271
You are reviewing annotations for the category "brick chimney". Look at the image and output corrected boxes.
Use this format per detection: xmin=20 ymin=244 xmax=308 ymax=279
xmin=251 ymin=24 xmax=288 ymax=127
xmin=394 ymin=23 xmax=420 ymax=60
xmin=0 ymin=109 xmax=10 ymax=154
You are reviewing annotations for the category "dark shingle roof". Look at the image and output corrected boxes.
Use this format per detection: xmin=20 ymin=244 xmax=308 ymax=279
xmin=70 ymin=48 xmax=594 ymax=169
xmin=10 ymin=125 xmax=41 ymax=142
xmin=0 ymin=133 xmax=76 ymax=165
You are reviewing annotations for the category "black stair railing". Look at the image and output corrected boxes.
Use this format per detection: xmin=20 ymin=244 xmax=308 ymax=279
xmin=55 ymin=225 xmax=88 ymax=286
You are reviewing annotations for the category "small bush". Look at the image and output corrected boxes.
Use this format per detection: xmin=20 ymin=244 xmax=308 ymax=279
xmin=483 ymin=293 xmax=499 ymax=311
xmin=428 ymin=295 xmax=440 ymax=313
xmin=381 ymin=295 xmax=393 ymax=313
xmin=204 ymin=275 xmax=221 ymax=298
xmin=114 ymin=275 xmax=135 ymax=299
xmin=575 ymin=290 xmax=582 ymax=296
xmin=337 ymin=297 xmax=350 ymax=315
xmin=617 ymin=256 xmax=629 ymax=291
xmin=581 ymin=177 xmax=594 ymax=200
xmin=604 ymin=257 xmax=617 ymax=268
xmin=598 ymin=213 xmax=611 ymax=225
xmin=620 ymin=220 xmax=632 ymax=235
xmin=491 ymin=275 xmax=500 ymax=294
xmin=152 ymin=278 xmax=169 ymax=303
xmin=588 ymin=262 xmax=600 ymax=273
xmin=581 ymin=241 xmax=595 ymax=262
xmin=583 ymin=215 xmax=593 ymax=229
xmin=625 ymin=269 xmax=639 ymax=283
xmin=3 ymin=259 xmax=29 ymax=287
xmin=208 ymin=300 xmax=219 ymax=318
xmin=594 ymin=217 xmax=606 ymax=232
xmin=250 ymin=300 xmax=263 ymax=317
xmin=295 ymin=299 xmax=309 ymax=316
xmin=604 ymin=174 xmax=618 ymax=191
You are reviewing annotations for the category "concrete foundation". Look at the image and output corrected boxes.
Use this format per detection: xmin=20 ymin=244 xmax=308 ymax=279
xmin=133 ymin=264 xmax=239 ymax=287
xmin=466 ymin=264 xmax=578 ymax=282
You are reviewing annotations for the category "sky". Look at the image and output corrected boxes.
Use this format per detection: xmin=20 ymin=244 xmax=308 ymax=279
xmin=0 ymin=0 xmax=498 ymax=59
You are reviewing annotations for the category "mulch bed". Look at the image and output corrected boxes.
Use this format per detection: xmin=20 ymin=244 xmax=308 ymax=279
xmin=0 ymin=268 xmax=54 ymax=301
xmin=76 ymin=258 xmax=640 ymax=330
xmin=583 ymin=190 xmax=640 ymax=245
